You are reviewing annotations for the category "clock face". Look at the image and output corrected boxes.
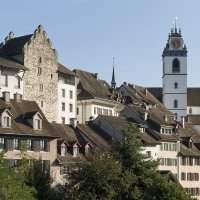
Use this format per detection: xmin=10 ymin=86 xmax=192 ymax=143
xmin=171 ymin=38 xmax=181 ymax=49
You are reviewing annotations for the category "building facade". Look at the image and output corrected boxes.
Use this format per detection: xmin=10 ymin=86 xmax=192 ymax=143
xmin=162 ymin=26 xmax=187 ymax=120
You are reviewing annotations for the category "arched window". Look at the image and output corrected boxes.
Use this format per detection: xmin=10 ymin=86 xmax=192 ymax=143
xmin=174 ymin=82 xmax=178 ymax=89
xmin=172 ymin=58 xmax=180 ymax=73
xmin=174 ymin=100 xmax=178 ymax=108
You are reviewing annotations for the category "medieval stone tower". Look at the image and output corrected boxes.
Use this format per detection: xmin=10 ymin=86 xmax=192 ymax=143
xmin=162 ymin=25 xmax=187 ymax=120
xmin=23 ymin=25 xmax=58 ymax=122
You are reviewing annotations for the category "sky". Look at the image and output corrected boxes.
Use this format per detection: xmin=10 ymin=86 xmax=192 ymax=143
xmin=0 ymin=0 xmax=200 ymax=87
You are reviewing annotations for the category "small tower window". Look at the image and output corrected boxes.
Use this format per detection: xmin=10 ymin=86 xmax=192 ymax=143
xmin=172 ymin=58 xmax=180 ymax=73
xmin=174 ymin=99 xmax=178 ymax=108
xmin=174 ymin=82 xmax=178 ymax=89
xmin=38 ymin=57 xmax=42 ymax=64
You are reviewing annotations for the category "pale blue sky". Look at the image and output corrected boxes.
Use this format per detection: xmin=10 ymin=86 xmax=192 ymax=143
xmin=0 ymin=0 xmax=200 ymax=87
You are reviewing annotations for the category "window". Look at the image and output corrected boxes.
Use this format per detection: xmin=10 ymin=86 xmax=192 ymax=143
xmin=146 ymin=151 xmax=151 ymax=157
xmin=189 ymin=107 xmax=192 ymax=114
xmin=62 ymin=89 xmax=65 ymax=97
xmin=17 ymin=76 xmax=21 ymax=89
xmin=13 ymin=139 xmax=18 ymax=150
xmin=174 ymin=99 xmax=178 ymax=108
xmin=62 ymin=102 xmax=65 ymax=111
xmin=35 ymin=119 xmax=42 ymax=130
xmin=39 ymin=84 xmax=43 ymax=92
xmin=37 ymin=67 xmax=42 ymax=76
xmin=3 ymin=116 xmax=11 ymax=128
xmin=76 ymin=107 xmax=79 ymax=115
xmin=85 ymin=144 xmax=90 ymax=155
xmin=70 ymin=104 xmax=73 ymax=113
xmin=174 ymin=82 xmax=178 ymax=89
xmin=172 ymin=58 xmax=180 ymax=73
xmin=3 ymin=74 xmax=8 ymax=87
xmin=40 ymin=140 xmax=45 ymax=151
xmin=73 ymin=144 xmax=79 ymax=157
xmin=181 ymin=172 xmax=186 ymax=181
xmin=62 ymin=117 xmax=65 ymax=124
xmin=26 ymin=139 xmax=32 ymax=150
xmin=94 ymin=107 xmax=97 ymax=115
xmin=69 ymin=90 xmax=73 ymax=99
xmin=41 ymin=101 xmax=44 ymax=108
xmin=0 ymin=138 xmax=4 ymax=149
xmin=38 ymin=57 xmax=42 ymax=64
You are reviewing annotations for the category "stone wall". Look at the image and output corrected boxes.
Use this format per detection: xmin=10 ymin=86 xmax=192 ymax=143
xmin=23 ymin=25 xmax=58 ymax=122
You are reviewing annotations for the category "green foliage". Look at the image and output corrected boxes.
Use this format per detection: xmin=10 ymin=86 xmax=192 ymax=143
xmin=0 ymin=152 xmax=37 ymax=200
xmin=67 ymin=153 xmax=123 ymax=200
xmin=66 ymin=123 xmax=191 ymax=200
xmin=25 ymin=160 xmax=51 ymax=200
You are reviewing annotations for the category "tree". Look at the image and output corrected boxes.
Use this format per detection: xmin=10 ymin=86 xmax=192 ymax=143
xmin=0 ymin=152 xmax=37 ymax=200
xmin=25 ymin=160 xmax=51 ymax=200
xmin=66 ymin=123 xmax=191 ymax=200
xmin=66 ymin=153 xmax=123 ymax=200
xmin=113 ymin=123 xmax=191 ymax=200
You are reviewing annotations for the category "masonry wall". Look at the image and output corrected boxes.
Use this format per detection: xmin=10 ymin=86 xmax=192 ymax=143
xmin=23 ymin=26 xmax=58 ymax=122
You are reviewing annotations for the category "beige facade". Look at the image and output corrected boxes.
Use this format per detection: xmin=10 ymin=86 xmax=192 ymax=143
xmin=23 ymin=25 xmax=58 ymax=122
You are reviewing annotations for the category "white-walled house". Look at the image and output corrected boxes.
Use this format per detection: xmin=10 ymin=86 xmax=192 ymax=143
xmin=57 ymin=63 xmax=77 ymax=125
xmin=74 ymin=69 xmax=122 ymax=124
xmin=0 ymin=57 xmax=25 ymax=99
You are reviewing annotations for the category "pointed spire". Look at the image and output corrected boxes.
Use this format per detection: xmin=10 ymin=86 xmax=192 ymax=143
xmin=111 ymin=57 xmax=116 ymax=89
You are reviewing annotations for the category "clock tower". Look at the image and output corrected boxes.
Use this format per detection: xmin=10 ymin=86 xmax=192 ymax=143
xmin=162 ymin=26 xmax=187 ymax=120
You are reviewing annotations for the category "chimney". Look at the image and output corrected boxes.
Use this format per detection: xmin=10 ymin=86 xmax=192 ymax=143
xmin=145 ymin=88 xmax=148 ymax=96
xmin=4 ymin=32 xmax=15 ymax=43
xmin=3 ymin=92 xmax=10 ymax=103
xmin=181 ymin=116 xmax=185 ymax=128
xmin=14 ymin=93 xmax=22 ymax=102
xmin=70 ymin=118 xmax=78 ymax=128
xmin=144 ymin=111 xmax=148 ymax=121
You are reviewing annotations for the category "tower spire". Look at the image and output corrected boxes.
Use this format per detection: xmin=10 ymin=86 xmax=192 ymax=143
xmin=111 ymin=57 xmax=116 ymax=89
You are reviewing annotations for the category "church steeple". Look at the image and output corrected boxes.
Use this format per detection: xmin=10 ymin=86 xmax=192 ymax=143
xmin=111 ymin=57 xmax=116 ymax=89
xmin=162 ymin=22 xmax=188 ymax=120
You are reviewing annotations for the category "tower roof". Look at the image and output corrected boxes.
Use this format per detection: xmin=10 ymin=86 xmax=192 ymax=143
xmin=111 ymin=57 xmax=116 ymax=89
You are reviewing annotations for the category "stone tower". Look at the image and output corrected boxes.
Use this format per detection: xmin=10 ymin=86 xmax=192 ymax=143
xmin=23 ymin=25 xmax=58 ymax=122
xmin=162 ymin=26 xmax=187 ymax=120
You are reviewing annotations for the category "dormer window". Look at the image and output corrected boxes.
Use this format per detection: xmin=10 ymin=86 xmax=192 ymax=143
xmin=189 ymin=138 xmax=193 ymax=148
xmin=33 ymin=112 xmax=43 ymax=130
xmin=73 ymin=143 xmax=79 ymax=157
xmin=160 ymin=126 xmax=173 ymax=135
xmin=61 ymin=143 xmax=67 ymax=156
xmin=3 ymin=116 xmax=11 ymax=128
xmin=1 ymin=109 xmax=12 ymax=128
xmin=85 ymin=143 xmax=91 ymax=155
xmin=139 ymin=127 xmax=145 ymax=133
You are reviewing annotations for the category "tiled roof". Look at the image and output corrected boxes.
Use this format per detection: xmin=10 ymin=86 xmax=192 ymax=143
xmin=93 ymin=115 xmax=159 ymax=145
xmin=0 ymin=99 xmax=57 ymax=138
xmin=0 ymin=34 xmax=32 ymax=57
xmin=77 ymin=124 xmax=111 ymax=151
xmin=51 ymin=123 xmax=77 ymax=143
xmin=74 ymin=69 xmax=112 ymax=100
xmin=57 ymin=63 xmax=75 ymax=76
xmin=0 ymin=56 xmax=27 ymax=70
xmin=179 ymin=143 xmax=200 ymax=156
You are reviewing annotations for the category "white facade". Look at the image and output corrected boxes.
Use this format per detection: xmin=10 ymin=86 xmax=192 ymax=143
xmin=141 ymin=145 xmax=160 ymax=160
xmin=0 ymin=67 xmax=24 ymax=99
xmin=57 ymin=74 xmax=77 ymax=125
xmin=162 ymin=30 xmax=187 ymax=120
xmin=77 ymin=99 xmax=120 ymax=124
